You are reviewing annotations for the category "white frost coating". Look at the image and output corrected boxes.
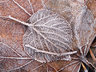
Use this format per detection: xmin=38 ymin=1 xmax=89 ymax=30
xmin=25 ymin=44 xmax=77 ymax=56
xmin=73 ymin=3 xmax=95 ymax=56
xmin=41 ymin=0 xmax=46 ymax=9
xmin=13 ymin=0 xmax=31 ymax=16
xmin=74 ymin=6 xmax=87 ymax=55
xmin=0 ymin=42 xmax=22 ymax=57
xmin=48 ymin=0 xmax=95 ymax=56
xmin=77 ymin=0 xmax=84 ymax=3
xmin=28 ymin=0 xmax=34 ymax=13
xmin=0 ymin=42 xmax=34 ymax=71
xmin=0 ymin=42 xmax=32 ymax=59
xmin=0 ymin=56 xmax=32 ymax=60
xmin=8 ymin=15 xmax=31 ymax=26
xmin=84 ymin=10 xmax=95 ymax=56
xmin=23 ymin=9 xmax=74 ymax=63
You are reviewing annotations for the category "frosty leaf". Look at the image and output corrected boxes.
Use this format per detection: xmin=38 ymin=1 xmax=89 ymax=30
xmin=0 ymin=0 xmax=46 ymax=71
xmin=48 ymin=0 xmax=95 ymax=55
xmin=45 ymin=0 xmax=95 ymax=55
xmin=1 ymin=0 xmax=95 ymax=72
xmin=45 ymin=0 xmax=95 ymax=54
xmin=73 ymin=6 xmax=95 ymax=55
xmin=45 ymin=0 xmax=96 ymax=71
xmin=23 ymin=9 xmax=76 ymax=63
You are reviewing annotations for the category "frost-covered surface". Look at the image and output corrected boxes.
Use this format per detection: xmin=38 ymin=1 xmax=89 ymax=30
xmin=46 ymin=0 xmax=95 ymax=56
xmin=23 ymin=9 xmax=76 ymax=63
xmin=0 ymin=0 xmax=96 ymax=72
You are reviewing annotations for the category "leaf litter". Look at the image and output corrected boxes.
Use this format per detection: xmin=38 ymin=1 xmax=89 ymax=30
xmin=0 ymin=0 xmax=96 ymax=72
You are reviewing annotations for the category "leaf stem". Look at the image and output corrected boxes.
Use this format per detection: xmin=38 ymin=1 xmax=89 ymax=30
xmin=25 ymin=44 xmax=77 ymax=56
xmin=12 ymin=0 xmax=31 ymax=16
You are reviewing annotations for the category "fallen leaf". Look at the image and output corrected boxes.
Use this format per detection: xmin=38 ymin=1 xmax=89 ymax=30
xmin=23 ymin=9 xmax=76 ymax=63
xmin=45 ymin=0 xmax=96 ymax=71
xmin=0 ymin=0 xmax=96 ymax=72
xmin=0 ymin=0 xmax=48 ymax=71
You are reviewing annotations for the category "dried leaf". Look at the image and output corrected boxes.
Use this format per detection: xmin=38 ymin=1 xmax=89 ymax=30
xmin=0 ymin=0 xmax=47 ymax=71
xmin=0 ymin=0 xmax=96 ymax=72
xmin=45 ymin=0 xmax=96 ymax=71
xmin=18 ymin=60 xmax=81 ymax=72
xmin=0 ymin=42 xmax=33 ymax=72
xmin=10 ymin=61 xmax=43 ymax=72
xmin=74 ymin=8 xmax=95 ymax=55
xmin=46 ymin=0 xmax=95 ymax=55
xmin=23 ymin=9 xmax=76 ymax=63
xmin=48 ymin=60 xmax=81 ymax=72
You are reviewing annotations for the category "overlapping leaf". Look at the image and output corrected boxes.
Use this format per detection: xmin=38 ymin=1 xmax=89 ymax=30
xmin=69 ymin=0 xmax=96 ymax=70
xmin=45 ymin=0 xmax=96 ymax=71
xmin=0 ymin=0 xmax=47 ymax=71
xmin=0 ymin=0 xmax=96 ymax=72
xmin=86 ymin=0 xmax=96 ymax=69
xmin=46 ymin=0 xmax=95 ymax=55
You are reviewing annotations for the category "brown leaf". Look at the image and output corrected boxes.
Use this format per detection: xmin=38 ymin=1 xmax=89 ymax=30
xmin=19 ymin=60 xmax=81 ymax=72
xmin=0 ymin=0 xmax=47 ymax=71
xmin=45 ymin=0 xmax=96 ymax=71
xmin=87 ymin=0 xmax=96 ymax=18
xmin=47 ymin=60 xmax=81 ymax=72
xmin=0 ymin=0 xmax=96 ymax=72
